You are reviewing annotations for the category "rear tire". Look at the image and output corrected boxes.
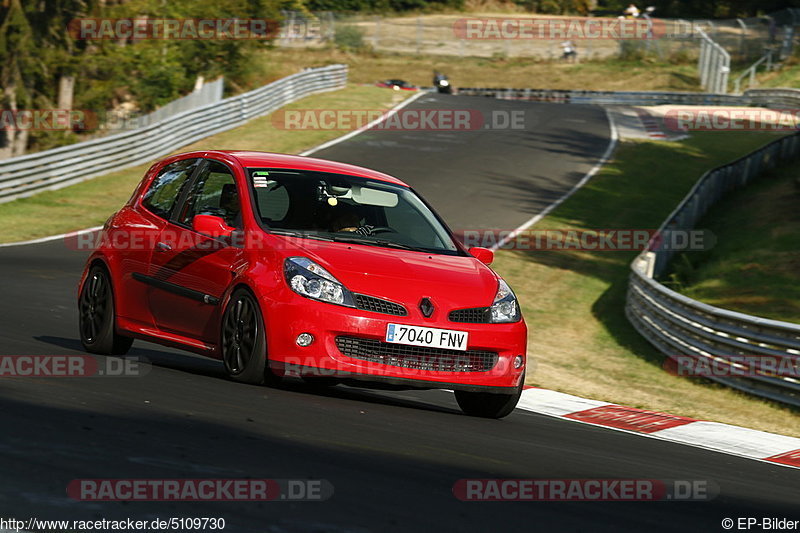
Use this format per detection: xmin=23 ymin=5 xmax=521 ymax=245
xmin=455 ymin=374 xmax=524 ymax=419
xmin=221 ymin=288 xmax=280 ymax=386
xmin=78 ymin=265 xmax=133 ymax=355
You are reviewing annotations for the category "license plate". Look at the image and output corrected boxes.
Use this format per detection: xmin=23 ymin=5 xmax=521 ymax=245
xmin=385 ymin=324 xmax=468 ymax=351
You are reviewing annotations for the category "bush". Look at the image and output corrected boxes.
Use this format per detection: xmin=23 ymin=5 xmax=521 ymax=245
xmin=618 ymin=41 xmax=647 ymax=62
xmin=334 ymin=24 xmax=367 ymax=52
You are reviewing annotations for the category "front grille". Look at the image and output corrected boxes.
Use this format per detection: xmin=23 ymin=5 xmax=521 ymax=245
xmin=354 ymin=294 xmax=407 ymax=316
xmin=449 ymin=307 xmax=491 ymax=323
xmin=335 ymin=336 xmax=498 ymax=372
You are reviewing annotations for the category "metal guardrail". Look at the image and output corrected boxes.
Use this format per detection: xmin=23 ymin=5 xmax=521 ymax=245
xmin=0 ymin=65 xmax=348 ymax=204
xmin=129 ymin=78 xmax=225 ymax=130
xmin=733 ymin=51 xmax=774 ymax=94
xmin=464 ymin=84 xmax=800 ymax=407
xmin=697 ymin=26 xmax=731 ymax=94
xmin=458 ymin=87 xmax=800 ymax=108
xmin=627 ymin=132 xmax=800 ymax=407
xmin=745 ymin=88 xmax=800 ymax=108
xmin=625 ymin=88 xmax=800 ymax=407
xmin=457 ymin=87 xmax=753 ymax=106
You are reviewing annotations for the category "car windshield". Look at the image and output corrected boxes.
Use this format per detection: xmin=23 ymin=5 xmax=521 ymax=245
xmin=247 ymin=168 xmax=459 ymax=254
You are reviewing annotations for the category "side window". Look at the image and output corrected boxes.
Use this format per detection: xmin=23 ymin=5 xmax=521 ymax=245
xmin=141 ymin=158 xmax=199 ymax=220
xmin=179 ymin=161 xmax=241 ymax=228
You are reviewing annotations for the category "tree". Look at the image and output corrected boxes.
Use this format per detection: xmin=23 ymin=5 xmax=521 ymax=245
xmin=0 ymin=0 xmax=36 ymax=157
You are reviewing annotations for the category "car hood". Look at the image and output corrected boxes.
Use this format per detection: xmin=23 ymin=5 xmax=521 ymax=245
xmin=281 ymin=239 xmax=499 ymax=313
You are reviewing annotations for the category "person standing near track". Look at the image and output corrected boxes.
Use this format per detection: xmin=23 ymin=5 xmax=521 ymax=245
xmin=560 ymin=40 xmax=577 ymax=62
xmin=623 ymin=3 xmax=640 ymax=18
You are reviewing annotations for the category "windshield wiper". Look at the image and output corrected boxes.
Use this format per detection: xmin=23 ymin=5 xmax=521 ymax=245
xmin=270 ymin=230 xmax=442 ymax=253
xmin=268 ymin=229 xmax=335 ymax=242
xmin=330 ymin=235 xmax=421 ymax=251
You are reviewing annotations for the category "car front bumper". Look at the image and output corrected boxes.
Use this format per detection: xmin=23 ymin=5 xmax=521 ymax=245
xmin=262 ymin=294 xmax=527 ymax=393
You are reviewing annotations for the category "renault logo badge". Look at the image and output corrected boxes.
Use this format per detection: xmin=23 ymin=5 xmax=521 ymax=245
xmin=419 ymin=297 xmax=435 ymax=318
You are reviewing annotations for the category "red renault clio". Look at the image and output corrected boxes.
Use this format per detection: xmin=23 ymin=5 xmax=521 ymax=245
xmin=78 ymin=151 xmax=527 ymax=417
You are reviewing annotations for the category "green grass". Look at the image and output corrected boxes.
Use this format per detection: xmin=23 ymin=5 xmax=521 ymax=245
xmin=758 ymin=55 xmax=800 ymax=89
xmin=672 ymin=162 xmax=800 ymax=323
xmin=261 ymin=48 xmax=702 ymax=92
xmin=0 ymin=85 xmax=408 ymax=243
xmin=490 ymin=131 xmax=800 ymax=436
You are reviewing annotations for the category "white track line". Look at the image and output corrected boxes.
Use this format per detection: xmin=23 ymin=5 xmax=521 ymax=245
xmin=300 ymin=91 xmax=427 ymax=157
xmin=0 ymin=225 xmax=103 ymax=248
xmin=491 ymin=107 xmax=619 ymax=250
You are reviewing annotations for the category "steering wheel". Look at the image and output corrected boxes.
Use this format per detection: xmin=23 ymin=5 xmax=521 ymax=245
xmin=364 ymin=226 xmax=396 ymax=235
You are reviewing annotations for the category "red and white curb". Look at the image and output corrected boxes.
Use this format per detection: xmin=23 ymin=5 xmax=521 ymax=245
xmin=634 ymin=108 xmax=668 ymax=139
xmin=516 ymin=387 xmax=800 ymax=469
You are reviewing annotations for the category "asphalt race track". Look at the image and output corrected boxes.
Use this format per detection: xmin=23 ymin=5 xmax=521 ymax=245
xmin=0 ymin=95 xmax=797 ymax=532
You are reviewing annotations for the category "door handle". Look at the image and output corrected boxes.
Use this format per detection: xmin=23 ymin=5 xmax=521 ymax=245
xmin=156 ymin=242 xmax=172 ymax=252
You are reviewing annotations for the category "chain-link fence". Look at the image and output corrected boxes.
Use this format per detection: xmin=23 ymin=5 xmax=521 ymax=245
xmin=278 ymin=11 xmax=798 ymax=94
xmin=279 ymin=12 xmax=796 ymax=59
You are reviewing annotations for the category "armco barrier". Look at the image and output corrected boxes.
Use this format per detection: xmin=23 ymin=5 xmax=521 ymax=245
xmin=743 ymin=88 xmax=800 ymax=108
xmin=627 ymin=131 xmax=800 ymax=408
xmin=465 ymin=85 xmax=800 ymax=407
xmin=457 ymin=87 xmax=800 ymax=107
xmin=0 ymin=64 xmax=348 ymax=203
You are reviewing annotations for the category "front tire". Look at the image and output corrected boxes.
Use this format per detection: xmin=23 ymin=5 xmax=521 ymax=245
xmin=78 ymin=265 xmax=133 ymax=355
xmin=221 ymin=288 xmax=280 ymax=386
xmin=455 ymin=374 xmax=524 ymax=419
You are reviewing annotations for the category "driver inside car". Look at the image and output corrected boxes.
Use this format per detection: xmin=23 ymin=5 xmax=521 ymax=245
xmin=218 ymin=183 xmax=242 ymax=228
xmin=329 ymin=204 xmax=375 ymax=236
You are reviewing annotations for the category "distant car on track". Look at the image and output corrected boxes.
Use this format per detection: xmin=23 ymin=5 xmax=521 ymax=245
xmin=375 ymin=79 xmax=418 ymax=91
xmin=78 ymin=151 xmax=527 ymax=418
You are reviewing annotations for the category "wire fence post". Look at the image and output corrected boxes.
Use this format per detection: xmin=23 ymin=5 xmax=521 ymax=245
xmin=416 ymin=17 xmax=422 ymax=55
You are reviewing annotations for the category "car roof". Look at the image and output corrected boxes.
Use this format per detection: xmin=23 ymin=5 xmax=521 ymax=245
xmin=177 ymin=150 xmax=409 ymax=187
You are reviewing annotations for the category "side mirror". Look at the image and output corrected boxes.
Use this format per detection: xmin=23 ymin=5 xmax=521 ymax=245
xmin=468 ymin=246 xmax=494 ymax=265
xmin=193 ymin=214 xmax=234 ymax=239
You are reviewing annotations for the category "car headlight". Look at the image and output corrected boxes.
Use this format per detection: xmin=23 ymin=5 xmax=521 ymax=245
xmin=284 ymin=257 xmax=355 ymax=307
xmin=489 ymin=279 xmax=520 ymax=323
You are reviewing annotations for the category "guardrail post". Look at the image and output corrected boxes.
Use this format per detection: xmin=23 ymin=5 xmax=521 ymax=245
xmin=416 ymin=17 xmax=422 ymax=55
xmin=736 ymin=18 xmax=747 ymax=58
xmin=373 ymin=16 xmax=381 ymax=48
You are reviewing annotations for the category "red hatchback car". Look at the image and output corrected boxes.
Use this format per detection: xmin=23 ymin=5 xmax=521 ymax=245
xmin=78 ymin=151 xmax=527 ymax=417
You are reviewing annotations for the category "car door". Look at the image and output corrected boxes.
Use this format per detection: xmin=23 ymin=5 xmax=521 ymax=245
xmin=146 ymin=159 xmax=245 ymax=344
xmin=119 ymin=157 xmax=201 ymax=329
